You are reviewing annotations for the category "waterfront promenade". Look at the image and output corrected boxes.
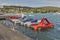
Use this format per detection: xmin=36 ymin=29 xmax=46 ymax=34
xmin=0 ymin=23 xmax=32 ymax=40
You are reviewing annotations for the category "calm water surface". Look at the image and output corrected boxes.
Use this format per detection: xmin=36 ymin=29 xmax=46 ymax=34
xmin=1 ymin=13 xmax=60 ymax=40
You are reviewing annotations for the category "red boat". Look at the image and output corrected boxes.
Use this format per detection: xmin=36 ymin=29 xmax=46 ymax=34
xmin=6 ymin=16 xmax=21 ymax=20
xmin=30 ymin=17 xmax=54 ymax=31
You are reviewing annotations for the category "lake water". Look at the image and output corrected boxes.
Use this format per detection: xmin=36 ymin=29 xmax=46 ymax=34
xmin=1 ymin=13 xmax=60 ymax=40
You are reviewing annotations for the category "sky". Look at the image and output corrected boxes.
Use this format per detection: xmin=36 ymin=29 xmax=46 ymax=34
xmin=0 ymin=0 xmax=60 ymax=7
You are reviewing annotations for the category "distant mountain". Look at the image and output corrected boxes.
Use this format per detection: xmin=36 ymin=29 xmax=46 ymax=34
xmin=3 ymin=5 xmax=33 ymax=9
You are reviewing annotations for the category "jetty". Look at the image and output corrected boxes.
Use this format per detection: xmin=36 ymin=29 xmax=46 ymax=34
xmin=0 ymin=15 xmax=6 ymax=20
xmin=0 ymin=23 xmax=32 ymax=40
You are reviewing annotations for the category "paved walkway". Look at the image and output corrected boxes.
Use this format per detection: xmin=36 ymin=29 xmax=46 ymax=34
xmin=0 ymin=23 xmax=32 ymax=40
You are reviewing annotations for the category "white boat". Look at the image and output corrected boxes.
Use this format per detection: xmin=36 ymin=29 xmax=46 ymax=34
xmin=29 ymin=15 xmax=34 ymax=16
xmin=10 ymin=19 xmax=21 ymax=25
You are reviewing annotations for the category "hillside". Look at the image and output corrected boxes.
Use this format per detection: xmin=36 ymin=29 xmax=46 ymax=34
xmin=0 ymin=6 xmax=60 ymax=13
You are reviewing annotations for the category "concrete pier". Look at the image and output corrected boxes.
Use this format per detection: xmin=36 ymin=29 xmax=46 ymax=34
xmin=0 ymin=15 xmax=6 ymax=20
xmin=0 ymin=23 xmax=32 ymax=40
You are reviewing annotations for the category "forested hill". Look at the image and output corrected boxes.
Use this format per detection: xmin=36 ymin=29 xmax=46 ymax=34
xmin=34 ymin=6 xmax=60 ymax=13
xmin=1 ymin=6 xmax=60 ymax=13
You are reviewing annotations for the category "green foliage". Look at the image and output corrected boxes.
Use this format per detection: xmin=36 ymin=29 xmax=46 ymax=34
xmin=0 ymin=6 xmax=60 ymax=13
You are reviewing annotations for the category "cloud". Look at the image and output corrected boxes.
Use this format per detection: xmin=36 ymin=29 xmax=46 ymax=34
xmin=0 ymin=3 xmax=7 ymax=8
xmin=0 ymin=3 xmax=27 ymax=6
xmin=0 ymin=3 xmax=30 ymax=8
xmin=0 ymin=1 xmax=60 ymax=7
xmin=1 ymin=3 xmax=7 ymax=5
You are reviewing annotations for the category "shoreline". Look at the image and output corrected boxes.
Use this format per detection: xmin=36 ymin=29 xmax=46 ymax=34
xmin=0 ymin=22 xmax=32 ymax=40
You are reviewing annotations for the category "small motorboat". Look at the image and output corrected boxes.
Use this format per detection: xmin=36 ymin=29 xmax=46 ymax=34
xmin=6 ymin=16 xmax=20 ymax=19
xmin=30 ymin=17 xmax=54 ymax=31
xmin=19 ymin=17 xmax=38 ymax=27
